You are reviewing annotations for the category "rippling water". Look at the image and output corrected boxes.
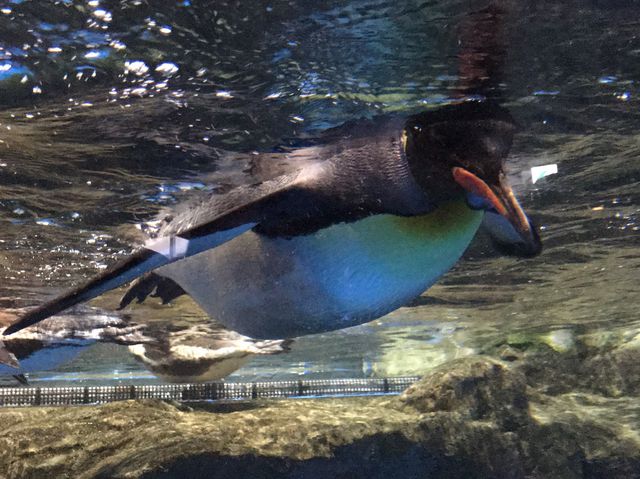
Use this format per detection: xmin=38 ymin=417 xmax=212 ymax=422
xmin=0 ymin=0 xmax=638 ymax=385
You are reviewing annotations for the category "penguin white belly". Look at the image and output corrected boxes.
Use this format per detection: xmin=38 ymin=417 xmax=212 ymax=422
xmin=160 ymin=201 xmax=483 ymax=339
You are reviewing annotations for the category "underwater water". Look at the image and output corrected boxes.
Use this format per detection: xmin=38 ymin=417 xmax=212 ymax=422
xmin=0 ymin=0 xmax=638 ymax=394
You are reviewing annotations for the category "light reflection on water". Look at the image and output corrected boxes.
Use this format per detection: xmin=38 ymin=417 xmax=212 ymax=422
xmin=0 ymin=0 xmax=639 ymax=387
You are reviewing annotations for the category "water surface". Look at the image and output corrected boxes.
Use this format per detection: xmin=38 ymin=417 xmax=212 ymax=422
xmin=0 ymin=0 xmax=638 ymax=386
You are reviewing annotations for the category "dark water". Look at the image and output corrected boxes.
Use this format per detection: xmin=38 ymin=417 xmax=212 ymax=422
xmin=0 ymin=0 xmax=638 ymax=385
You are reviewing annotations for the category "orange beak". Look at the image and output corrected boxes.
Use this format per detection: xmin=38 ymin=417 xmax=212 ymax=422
xmin=452 ymin=166 xmax=541 ymax=257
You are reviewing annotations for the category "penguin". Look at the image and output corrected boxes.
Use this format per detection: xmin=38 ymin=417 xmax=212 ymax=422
xmin=127 ymin=323 xmax=291 ymax=383
xmin=3 ymin=100 xmax=541 ymax=340
xmin=0 ymin=308 xmax=147 ymax=384
xmin=0 ymin=307 xmax=290 ymax=385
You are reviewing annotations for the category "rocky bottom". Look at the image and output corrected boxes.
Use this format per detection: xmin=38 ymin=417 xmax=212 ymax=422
xmin=1 ymin=337 xmax=639 ymax=479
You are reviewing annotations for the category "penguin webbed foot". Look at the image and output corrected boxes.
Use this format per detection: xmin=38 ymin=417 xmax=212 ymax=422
xmin=119 ymin=273 xmax=186 ymax=309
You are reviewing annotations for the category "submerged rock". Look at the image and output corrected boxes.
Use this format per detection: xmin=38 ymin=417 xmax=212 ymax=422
xmin=0 ymin=354 xmax=639 ymax=479
xmin=400 ymin=357 xmax=529 ymax=431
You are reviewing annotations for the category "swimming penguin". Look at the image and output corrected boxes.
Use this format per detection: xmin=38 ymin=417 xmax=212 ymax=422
xmin=0 ymin=307 xmax=147 ymax=384
xmin=0 ymin=306 xmax=290 ymax=384
xmin=128 ymin=323 xmax=291 ymax=383
xmin=4 ymin=101 xmax=541 ymax=339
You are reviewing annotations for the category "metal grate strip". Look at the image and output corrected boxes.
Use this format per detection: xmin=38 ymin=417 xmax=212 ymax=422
xmin=0 ymin=377 xmax=419 ymax=408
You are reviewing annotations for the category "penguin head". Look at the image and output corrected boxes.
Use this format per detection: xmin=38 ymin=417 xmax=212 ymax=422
xmin=404 ymin=101 xmax=541 ymax=257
